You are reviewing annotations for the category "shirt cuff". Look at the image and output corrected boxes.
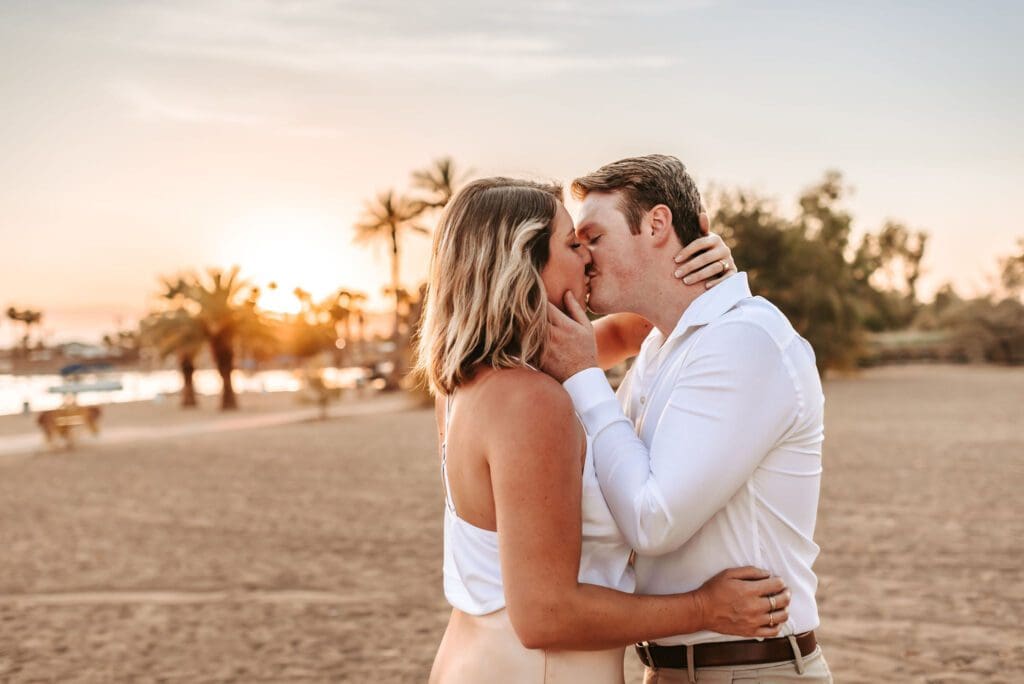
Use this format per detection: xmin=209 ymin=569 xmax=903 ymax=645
xmin=562 ymin=367 xmax=631 ymax=437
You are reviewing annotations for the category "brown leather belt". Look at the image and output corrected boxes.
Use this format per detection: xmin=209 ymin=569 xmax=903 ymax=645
xmin=635 ymin=631 xmax=817 ymax=669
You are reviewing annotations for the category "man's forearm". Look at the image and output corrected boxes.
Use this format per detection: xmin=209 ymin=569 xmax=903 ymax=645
xmin=563 ymin=324 xmax=798 ymax=557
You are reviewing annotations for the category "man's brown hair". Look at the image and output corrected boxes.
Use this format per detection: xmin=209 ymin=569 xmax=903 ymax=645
xmin=571 ymin=154 xmax=703 ymax=246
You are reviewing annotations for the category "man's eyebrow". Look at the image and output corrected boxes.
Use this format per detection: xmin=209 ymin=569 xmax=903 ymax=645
xmin=566 ymin=223 xmax=577 ymax=239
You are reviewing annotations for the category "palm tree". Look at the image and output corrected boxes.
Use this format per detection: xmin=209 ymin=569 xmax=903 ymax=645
xmin=381 ymin=285 xmax=416 ymax=336
xmin=412 ymin=157 xmax=471 ymax=209
xmin=354 ymin=190 xmax=429 ymax=341
xmin=346 ymin=291 xmax=369 ymax=360
xmin=157 ymin=267 xmax=262 ymax=410
xmin=101 ymin=329 xmax=141 ymax=361
xmin=5 ymin=307 xmax=43 ymax=356
xmin=327 ymin=289 xmax=367 ymax=357
xmin=139 ymin=309 xmax=205 ymax=408
xmin=279 ymin=291 xmax=336 ymax=361
xmin=328 ymin=290 xmax=353 ymax=348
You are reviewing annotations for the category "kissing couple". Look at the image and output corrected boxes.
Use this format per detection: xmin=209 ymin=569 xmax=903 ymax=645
xmin=418 ymin=155 xmax=830 ymax=683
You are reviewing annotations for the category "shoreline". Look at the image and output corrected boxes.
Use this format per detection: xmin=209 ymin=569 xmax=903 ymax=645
xmin=0 ymin=388 xmax=411 ymax=446
xmin=0 ymin=365 xmax=375 ymax=417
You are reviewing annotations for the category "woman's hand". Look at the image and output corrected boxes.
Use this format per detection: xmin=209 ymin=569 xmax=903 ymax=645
xmin=673 ymin=233 xmax=736 ymax=290
xmin=693 ymin=566 xmax=791 ymax=638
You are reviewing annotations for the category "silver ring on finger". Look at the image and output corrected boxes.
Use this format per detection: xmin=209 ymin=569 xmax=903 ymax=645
xmin=769 ymin=594 xmax=777 ymax=612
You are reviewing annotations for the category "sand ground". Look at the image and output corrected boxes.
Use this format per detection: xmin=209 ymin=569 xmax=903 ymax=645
xmin=0 ymin=365 xmax=1021 ymax=682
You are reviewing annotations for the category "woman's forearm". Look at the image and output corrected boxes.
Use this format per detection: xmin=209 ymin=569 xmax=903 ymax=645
xmin=594 ymin=313 xmax=652 ymax=370
xmin=511 ymin=583 xmax=705 ymax=651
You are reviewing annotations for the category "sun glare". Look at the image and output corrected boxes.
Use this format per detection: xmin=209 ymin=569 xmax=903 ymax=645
xmin=258 ymin=285 xmax=303 ymax=315
xmin=214 ymin=208 xmax=352 ymax=315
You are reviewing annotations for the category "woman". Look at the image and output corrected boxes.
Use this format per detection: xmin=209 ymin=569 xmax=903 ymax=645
xmin=417 ymin=178 xmax=790 ymax=682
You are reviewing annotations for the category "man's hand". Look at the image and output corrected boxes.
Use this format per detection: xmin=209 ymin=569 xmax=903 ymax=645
xmin=541 ymin=292 xmax=598 ymax=383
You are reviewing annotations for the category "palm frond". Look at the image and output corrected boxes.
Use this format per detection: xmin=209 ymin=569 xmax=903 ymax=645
xmin=411 ymin=157 xmax=472 ymax=208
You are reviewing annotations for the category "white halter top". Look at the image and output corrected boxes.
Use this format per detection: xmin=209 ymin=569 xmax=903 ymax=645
xmin=441 ymin=390 xmax=635 ymax=616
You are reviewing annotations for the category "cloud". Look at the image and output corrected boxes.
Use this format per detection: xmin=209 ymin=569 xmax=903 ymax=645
xmin=110 ymin=82 xmax=345 ymax=138
xmin=106 ymin=0 xmax=691 ymax=77
xmin=114 ymin=83 xmax=265 ymax=127
xmin=100 ymin=0 xmax=710 ymax=133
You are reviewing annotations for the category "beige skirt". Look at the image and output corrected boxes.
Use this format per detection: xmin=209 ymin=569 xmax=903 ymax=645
xmin=430 ymin=608 xmax=625 ymax=684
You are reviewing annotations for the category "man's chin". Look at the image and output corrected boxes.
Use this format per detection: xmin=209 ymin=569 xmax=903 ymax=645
xmin=586 ymin=294 xmax=611 ymax=316
xmin=587 ymin=289 xmax=627 ymax=316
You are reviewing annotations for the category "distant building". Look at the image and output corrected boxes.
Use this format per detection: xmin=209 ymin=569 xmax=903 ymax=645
xmin=58 ymin=342 xmax=112 ymax=360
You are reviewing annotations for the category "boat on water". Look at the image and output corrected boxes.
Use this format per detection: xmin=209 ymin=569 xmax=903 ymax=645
xmin=47 ymin=363 xmax=124 ymax=395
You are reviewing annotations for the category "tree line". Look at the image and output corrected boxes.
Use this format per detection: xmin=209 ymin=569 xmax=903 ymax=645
xmin=711 ymin=171 xmax=1023 ymax=370
xmin=6 ymin=162 xmax=1021 ymax=411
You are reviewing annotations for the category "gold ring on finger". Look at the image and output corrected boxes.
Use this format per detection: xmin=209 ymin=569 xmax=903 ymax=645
xmin=769 ymin=611 xmax=775 ymax=627
xmin=720 ymin=259 xmax=729 ymax=273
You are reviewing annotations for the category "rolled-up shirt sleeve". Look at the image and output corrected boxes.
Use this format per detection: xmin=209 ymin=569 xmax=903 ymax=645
xmin=562 ymin=321 xmax=799 ymax=556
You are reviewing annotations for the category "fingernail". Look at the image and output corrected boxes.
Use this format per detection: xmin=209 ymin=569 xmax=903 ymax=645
xmin=682 ymin=276 xmax=693 ymax=284
xmin=674 ymin=256 xmax=683 ymax=263
xmin=674 ymin=270 xmax=683 ymax=278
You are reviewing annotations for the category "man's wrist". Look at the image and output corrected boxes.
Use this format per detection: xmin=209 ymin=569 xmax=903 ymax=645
xmin=562 ymin=366 xmax=606 ymax=406
xmin=562 ymin=367 xmax=628 ymax=437
xmin=561 ymin=360 xmax=596 ymax=384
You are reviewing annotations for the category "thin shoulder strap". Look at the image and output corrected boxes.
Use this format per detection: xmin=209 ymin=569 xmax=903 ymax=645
xmin=440 ymin=393 xmax=456 ymax=513
xmin=444 ymin=392 xmax=454 ymax=436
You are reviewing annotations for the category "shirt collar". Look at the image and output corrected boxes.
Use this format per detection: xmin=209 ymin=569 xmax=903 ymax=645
xmin=664 ymin=272 xmax=752 ymax=344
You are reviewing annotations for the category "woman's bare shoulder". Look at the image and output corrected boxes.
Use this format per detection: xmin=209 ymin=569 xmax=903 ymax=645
xmin=474 ymin=366 xmax=573 ymax=417
xmin=465 ymin=367 xmax=578 ymax=460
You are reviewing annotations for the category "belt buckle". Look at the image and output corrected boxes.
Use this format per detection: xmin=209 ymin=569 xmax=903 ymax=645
xmin=637 ymin=641 xmax=654 ymax=667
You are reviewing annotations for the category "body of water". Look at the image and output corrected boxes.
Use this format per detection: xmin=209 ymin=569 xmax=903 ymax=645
xmin=0 ymin=367 xmax=367 ymax=416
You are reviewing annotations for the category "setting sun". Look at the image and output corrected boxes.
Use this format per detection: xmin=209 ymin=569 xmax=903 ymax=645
xmin=213 ymin=207 xmax=370 ymax=314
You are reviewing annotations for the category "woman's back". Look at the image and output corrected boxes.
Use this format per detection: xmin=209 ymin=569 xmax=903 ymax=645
xmin=439 ymin=366 xmax=634 ymax=617
xmin=433 ymin=367 xmax=632 ymax=683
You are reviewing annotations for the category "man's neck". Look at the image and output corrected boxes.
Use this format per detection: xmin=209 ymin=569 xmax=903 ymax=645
xmin=633 ymin=281 xmax=707 ymax=340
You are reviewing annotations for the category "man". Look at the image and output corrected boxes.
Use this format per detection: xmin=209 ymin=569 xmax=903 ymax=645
xmin=542 ymin=155 xmax=830 ymax=683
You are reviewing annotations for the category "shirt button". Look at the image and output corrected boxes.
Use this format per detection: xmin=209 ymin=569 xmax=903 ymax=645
xmin=639 ymin=396 xmax=646 ymax=405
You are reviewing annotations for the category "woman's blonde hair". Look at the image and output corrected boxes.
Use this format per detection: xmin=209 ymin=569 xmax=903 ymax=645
xmin=415 ymin=177 xmax=564 ymax=395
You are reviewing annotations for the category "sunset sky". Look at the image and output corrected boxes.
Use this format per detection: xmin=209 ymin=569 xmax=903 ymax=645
xmin=1 ymin=0 xmax=1021 ymax=344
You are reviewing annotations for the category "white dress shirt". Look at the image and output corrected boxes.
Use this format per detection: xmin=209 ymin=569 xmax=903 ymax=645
xmin=563 ymin=273 xmax=825 ymax=646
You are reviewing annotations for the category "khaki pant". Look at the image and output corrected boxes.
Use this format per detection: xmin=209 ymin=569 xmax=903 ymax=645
xmin=431 ymin=608 xmax=626 ymax=683
xmin=642 ymin=646 xmax=832 ymax=683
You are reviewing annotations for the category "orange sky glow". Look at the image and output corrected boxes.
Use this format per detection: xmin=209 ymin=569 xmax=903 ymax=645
xmin=1 ymin=1 xmax=1021 ymax=345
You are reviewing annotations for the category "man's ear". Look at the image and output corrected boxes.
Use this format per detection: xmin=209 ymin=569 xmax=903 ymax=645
xmin=698 ymin=211 xmax=710 ymax=236
xmin=648 ymin=204 xmax=674 ymax=246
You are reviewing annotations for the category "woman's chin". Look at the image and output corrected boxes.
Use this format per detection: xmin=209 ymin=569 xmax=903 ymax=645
xmin=549 ymin=290 xmax=586 ymax=312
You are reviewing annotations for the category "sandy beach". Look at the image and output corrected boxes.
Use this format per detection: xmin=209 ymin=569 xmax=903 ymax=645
xmin=0 ymin=364 xmax=1021 ymax=682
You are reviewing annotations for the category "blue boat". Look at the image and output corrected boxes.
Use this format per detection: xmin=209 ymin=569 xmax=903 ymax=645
xmin=47 ymin=363 xmax=124 ymax=395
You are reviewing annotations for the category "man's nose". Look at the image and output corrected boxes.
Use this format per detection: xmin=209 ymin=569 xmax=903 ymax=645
xmin=584 ymin=243 xmax=597 ymax=269
xmin=580 ymin=242 xmax=593 ymax=264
